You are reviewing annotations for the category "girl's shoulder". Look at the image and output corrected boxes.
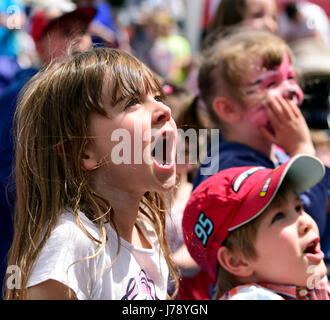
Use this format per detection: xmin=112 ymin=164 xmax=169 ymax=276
xmin=26 ymin=210 xmax=105 ymax=298
xmin=53 ymin=209 xmax=103 ymax=245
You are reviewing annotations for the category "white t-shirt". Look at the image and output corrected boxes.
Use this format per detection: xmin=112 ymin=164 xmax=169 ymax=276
xmin=26 ymin=210 xmax=169 ymax=300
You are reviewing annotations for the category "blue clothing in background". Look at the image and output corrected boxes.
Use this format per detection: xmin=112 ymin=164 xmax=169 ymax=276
xmin=0 ymin=67 xmax=38 ymax=296
xmin=0 ymin=0 xmax=24 ymax=94
xmin=91 ymin=0 xmax=119 ymax=47
xmin=93 ymin=1 xmax=118 ymax=34
xmin=0 ymin=0 xmax=24 ymax=57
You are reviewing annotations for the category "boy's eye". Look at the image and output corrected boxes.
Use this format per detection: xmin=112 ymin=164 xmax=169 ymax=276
xmin=295 ymin=204 xmax=303 ymax=213
xmin=271 ymin=212 xmax=284 ymax=223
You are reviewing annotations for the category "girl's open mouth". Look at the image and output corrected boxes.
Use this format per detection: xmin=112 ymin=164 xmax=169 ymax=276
xmin=151 ymin=130 xmax=175 ymax=170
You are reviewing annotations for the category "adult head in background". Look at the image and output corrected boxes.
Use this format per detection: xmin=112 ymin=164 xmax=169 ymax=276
xmin=209 ymin=0 xmax=278 ymax=34
xmin=30 ymin=1 xmax=95 ymax=65
xmin=0 ymin=0 xmax=95 ymax=299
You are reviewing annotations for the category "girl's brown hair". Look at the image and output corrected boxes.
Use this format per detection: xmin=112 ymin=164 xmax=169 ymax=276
xmin=5 ymin=48 xmax=179 ymax=299
xmin=213 ymin=179 xmax=295 ymax=299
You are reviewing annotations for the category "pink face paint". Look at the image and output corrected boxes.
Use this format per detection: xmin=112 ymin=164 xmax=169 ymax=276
xmin=243 ymin=53 xmax=304 ymax=128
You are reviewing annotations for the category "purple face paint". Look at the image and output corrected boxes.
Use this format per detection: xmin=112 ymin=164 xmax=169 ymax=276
xmin=243 ymin=53 xmax=304 ymax=128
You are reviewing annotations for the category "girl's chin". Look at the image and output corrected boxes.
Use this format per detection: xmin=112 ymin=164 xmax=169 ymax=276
xmin=150 ymin=155 xmax=176 ymax=190
xmin=152 ymin=167 xmax=177 ymax=192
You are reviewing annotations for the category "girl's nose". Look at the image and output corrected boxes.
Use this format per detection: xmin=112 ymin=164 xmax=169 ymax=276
xmin=152 ymin=101 xmax=172 ymax=125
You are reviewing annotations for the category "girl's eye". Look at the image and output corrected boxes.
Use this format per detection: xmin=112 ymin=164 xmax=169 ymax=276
xmin=125 ymin=98 xmax=139 ymax=109
xmin=271 ymin=212 xmax=284 ymax=224
xmin=295 ymin=204 xmax=303 ymax=213
xmin=154 ymin=95 xmax=164 ymax=102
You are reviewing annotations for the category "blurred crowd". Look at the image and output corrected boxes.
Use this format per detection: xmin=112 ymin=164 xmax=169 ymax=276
xmin=1 ymin=0 xmax=330 ymax=96
xmin=1 ymin=0 xmax=330 ymax=299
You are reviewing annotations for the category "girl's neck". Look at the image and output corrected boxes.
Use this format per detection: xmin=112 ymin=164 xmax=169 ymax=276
xmin=110 ymin=196 xmax=152 ymax=249
xmin=91 ymin=180 xmax=144 ymax=242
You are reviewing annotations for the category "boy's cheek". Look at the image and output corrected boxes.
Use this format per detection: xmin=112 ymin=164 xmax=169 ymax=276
xmin=245 ymin=84 xmax=304 ymax=128
xmin=245 ymin=105 xmax=269 ymax=127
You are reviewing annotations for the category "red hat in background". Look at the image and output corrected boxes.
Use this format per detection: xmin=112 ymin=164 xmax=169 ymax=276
xmin=182 ymin=154 xmax=325 ymax=283
xmin=30 ymin=2 xmax=96 ymax=43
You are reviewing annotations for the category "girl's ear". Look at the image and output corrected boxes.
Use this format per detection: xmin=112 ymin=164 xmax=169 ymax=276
xmin=217 ymin=246 xmax=254 ymax=278
xmin=81 ymin=143 xmax=98 ymax=171
xmin=57 ymin=141 xmax=98 ymax=171
xmin=212 ymin=97 xmax=242 ymax=123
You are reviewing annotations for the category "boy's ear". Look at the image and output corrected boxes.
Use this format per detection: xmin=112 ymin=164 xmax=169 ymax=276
xmin=217 ymin=246 xmax=254 ymax=278
xmin=212 ymin=97 xmax=242 ymax=123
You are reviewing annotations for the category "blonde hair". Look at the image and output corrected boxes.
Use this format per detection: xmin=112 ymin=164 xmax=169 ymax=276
xmin=5 ymin=48 xmax=179 ymax=299
xmin=213 ymin=179 xmax=295 ymax=299
xmin=198 ymin=28 xmax=293 ymax=125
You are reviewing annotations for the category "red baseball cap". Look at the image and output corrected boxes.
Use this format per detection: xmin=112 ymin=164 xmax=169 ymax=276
xmin=182 ymin=154 xmax=325 ymax=283
xmin=30 ymin=3 xmax=96 ymax=43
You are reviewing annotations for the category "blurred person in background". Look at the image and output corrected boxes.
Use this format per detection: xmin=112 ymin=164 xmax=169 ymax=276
xmin=207 ymin=0 xmax=278 ymax=41
xmin=0 ymin=0 xmax=26 ymax=95
xmin=278 ymin=1 xmax=330 ymax=45
xmin=0 ymin=0 xmax=96 ymax=297
xmin=148 ymin=10 xmax=191 ymax=85
xmin=117 ymin=0 xmax=187 ymax=77
xmin=73 ymin=0 xmax=128 ymax=49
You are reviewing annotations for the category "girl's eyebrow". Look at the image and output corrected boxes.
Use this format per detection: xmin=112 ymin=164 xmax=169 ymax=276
xmin=114 ymin=95 xmax=128 ymax=105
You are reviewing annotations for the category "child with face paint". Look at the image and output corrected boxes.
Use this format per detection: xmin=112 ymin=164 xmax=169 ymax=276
xmin=183 ymin=28 xmax=330 ymax=299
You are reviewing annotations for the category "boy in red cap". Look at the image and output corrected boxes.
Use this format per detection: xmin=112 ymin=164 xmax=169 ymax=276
xmin=182 ymin=154 xmax=330 ymax=299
